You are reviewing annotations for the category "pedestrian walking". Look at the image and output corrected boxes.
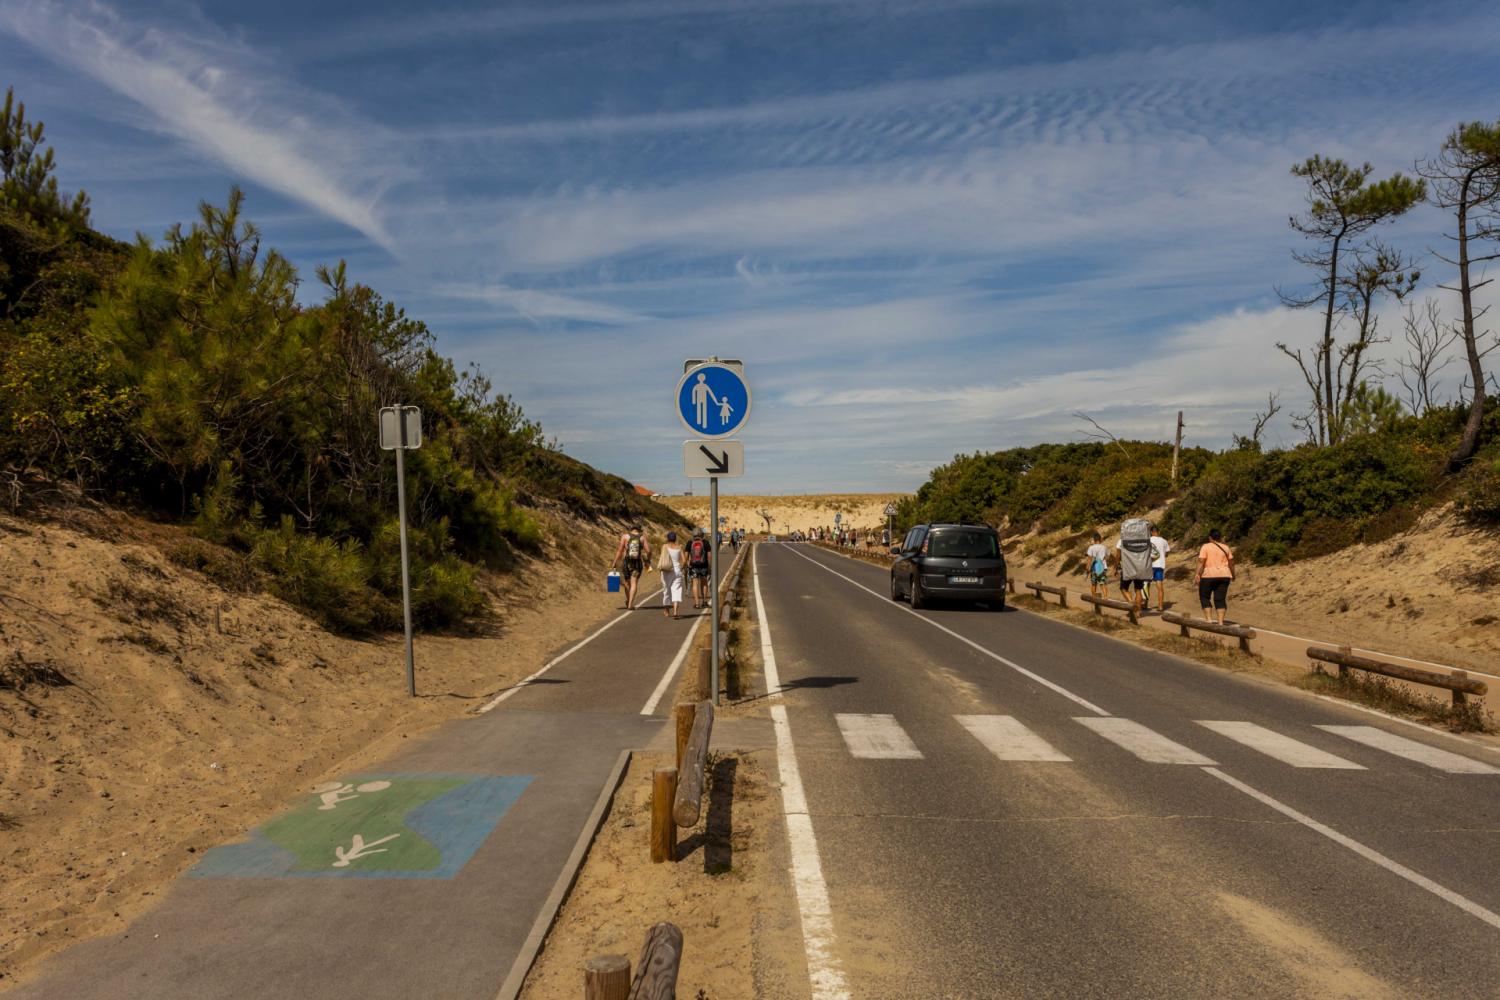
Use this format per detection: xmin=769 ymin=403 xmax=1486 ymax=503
xmin=1116 ymin=518 xmax=1153 ymax=616
xmin=1195 ymin=529 xmax=1235 ymax=625
xmin=1085 ymin=531 xmax=1109 ymax=598
xmin=1149 ymin=524 xmax=1170 ymax=612
xmin=610 ymin=523 xmax=652 ymax=610
xmin=659 ymin=531 xmax=684 ymax=619
xmin=687 ymin=527 xmax=712 ymax=609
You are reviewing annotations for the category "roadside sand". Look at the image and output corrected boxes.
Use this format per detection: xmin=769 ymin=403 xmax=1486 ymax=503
xmin=0 ymin=506 xmax=652 ymax=987
xmin=661 ymin=493 xmax=905 ymax=536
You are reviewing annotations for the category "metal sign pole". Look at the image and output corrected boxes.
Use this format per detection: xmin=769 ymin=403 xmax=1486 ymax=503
xmin=709 ymin=476 xmax=720 ymax=706
xmin=395 ymin=426 xmax=416 ymax=698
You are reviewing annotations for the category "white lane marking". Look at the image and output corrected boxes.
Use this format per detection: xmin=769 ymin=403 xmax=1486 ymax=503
xmin=781 ymin=543 xmax=1110 ymax=716
xmin=834 ymin=714 xmax=924 ymax=760
xmin=1203 ymin=767 xmax=1500 ymax=931
xmin=1076 ymin=717 xmax=1217 ymax=765
xmin=639 ymin=610 xmax=705 ymax=716
xmin=1196 ymin=721 xmax=1364 ymax=769
xmin=1316 ymin=725 xmax=1500 ymax=774
xmin=1307 ymin=694 xmax=1500 ymax=757
xmin=955 ymin=714 xmax=1071 ymax=762
xmin=480 ymin=588 xmax=663 ymax=714
xmin=754 ymin=546 xmax=783 ymax=696
xmin=756 ymin=548 xmax=852 ymax=1000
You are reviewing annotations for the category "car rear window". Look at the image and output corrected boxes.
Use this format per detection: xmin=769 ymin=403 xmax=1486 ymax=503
xmin=927 ymin=530 xmax=998 ymax=558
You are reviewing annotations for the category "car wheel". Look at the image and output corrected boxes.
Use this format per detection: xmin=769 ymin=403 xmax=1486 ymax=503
xmin=889 ymin=573 xmax=902 ymax=602
xmin=910 ymin=577 xmax=927 ymax=609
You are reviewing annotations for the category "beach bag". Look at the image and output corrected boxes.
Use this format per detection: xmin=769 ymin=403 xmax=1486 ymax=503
xmin=1118 ymin=518 xmax=1153 ymax=581
xmin=657 ymin=547 xmax=673 ymax=572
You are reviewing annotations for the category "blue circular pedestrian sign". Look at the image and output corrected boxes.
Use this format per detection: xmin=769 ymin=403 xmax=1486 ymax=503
xmin=676 ymin=363 xmax=751 ymax=438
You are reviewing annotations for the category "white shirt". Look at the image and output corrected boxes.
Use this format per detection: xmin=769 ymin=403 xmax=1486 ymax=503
xmin=1150 ymin=534 xmax=1169 ymax=569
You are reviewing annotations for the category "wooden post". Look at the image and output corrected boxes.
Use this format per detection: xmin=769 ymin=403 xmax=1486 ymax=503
xmin=674 ymin=703 xmax=696 ymax=771
xmin=1092 ymin=599 xmax=1102 ymax=616
xmin=1171 ymin=410 xmax=1184 ymax=486
xmin=696 ymin=647 xmax=711 ymax=701
xmin=673 ymin=701 xmax=715 ymax=828
xmin=1453 ymin=671 xmax=1468 ymax=706
xmin=630 ymin=922 xmax=684 ymax=1000
xmin=651 ymin=768 xmax=677 ymax=863
xmin=584 ymin=954 xmax=631 ymax=1000
xmin=1338 ymin=645 xmax=1351 ymax=680
xmin=1059 ymin=587 xmax=1068 ymax=609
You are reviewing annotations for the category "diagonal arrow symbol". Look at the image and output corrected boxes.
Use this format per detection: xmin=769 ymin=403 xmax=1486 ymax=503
xmin=698 ymin=445 xmax=730 ymax=475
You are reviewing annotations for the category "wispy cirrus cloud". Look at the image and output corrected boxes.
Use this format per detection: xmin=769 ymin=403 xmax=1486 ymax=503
xmin=0 ymin=0 xmax=401 ymax=250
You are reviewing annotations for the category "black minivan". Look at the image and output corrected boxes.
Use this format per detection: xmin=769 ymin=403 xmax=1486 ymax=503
xmin=889 ymin=523 xmax=1007 ymax=610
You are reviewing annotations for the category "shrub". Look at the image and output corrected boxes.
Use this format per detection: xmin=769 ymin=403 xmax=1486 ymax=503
xmin=369 ymin=516 xmax=487 ymax=628
xmin=1458 ymin=458 xmax=1500 ymax=524
xmin=249 ymin=517 xmax=385 ymax=633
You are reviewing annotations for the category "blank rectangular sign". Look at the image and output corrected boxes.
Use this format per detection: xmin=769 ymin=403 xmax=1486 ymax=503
xmin=379 ymin=406 xmax=422 ymax=450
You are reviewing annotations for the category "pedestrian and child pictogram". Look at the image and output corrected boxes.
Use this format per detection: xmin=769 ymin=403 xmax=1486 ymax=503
xmin=676 ymin=363 xmax=751 ymax=438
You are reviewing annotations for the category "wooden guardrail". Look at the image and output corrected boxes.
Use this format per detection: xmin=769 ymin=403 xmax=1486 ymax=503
xmin=1308 ymin=645 xmax=1488 ymax=705
xmin=1023 ymin=581 xmax=1068 ymax=607
xmin=584 ymin=921 xmax=683 ymax=999
xmin=1078 ymin=592 xmax=1138 ymax=624
xmin=653 ymin=700 xmax=715 ymax=862
xmin=1163 ymin=612 xmax=1255 ymax=653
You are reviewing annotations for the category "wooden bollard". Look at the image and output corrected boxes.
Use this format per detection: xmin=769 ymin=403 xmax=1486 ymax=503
xmin=583 ymin=954 xmax=631 ymax=1000
xmin=1059 ymin=587 xmax=1068 ymax=608
xmin=630 ymin=922 xmax=684 ymax=1000
xmin=674 ymin=702 xmax=696 ymax=770
xmin=1454 ymin=671 xmax=1469 ymax=706
xmin=651 ymin=768 xmax=677 ymax=863
xmin=1338 ymin=645 xmax=1351 ymax=680
xmin=697 ymin=647 xmax=712 ymax=701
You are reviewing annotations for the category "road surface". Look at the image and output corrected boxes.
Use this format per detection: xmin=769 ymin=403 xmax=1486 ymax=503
xmin=756 ymin=541 xmax=1500 ymax=999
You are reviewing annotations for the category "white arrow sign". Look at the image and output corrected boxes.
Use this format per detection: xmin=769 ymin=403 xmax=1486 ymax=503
xmin=683 ymin=439 xmax=744 ymax=478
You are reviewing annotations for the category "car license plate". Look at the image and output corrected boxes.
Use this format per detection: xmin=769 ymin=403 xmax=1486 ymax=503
xmin=948 ymin=576 xmax=981 ymax=584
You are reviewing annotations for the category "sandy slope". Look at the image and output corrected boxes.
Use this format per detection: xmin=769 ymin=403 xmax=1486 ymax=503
xmin=0 ymin=504 xmax=657 ymax=987
xmin=660 ymin=493 xmax=905 ymax=536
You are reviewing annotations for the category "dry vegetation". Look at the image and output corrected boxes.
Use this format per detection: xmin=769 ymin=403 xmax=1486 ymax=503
xmin=659 ymin=493 xmax=905 ymax=535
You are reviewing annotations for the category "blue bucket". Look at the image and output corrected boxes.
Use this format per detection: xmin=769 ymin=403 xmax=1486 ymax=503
xmin=606 ymin=571 xmax=621 ymax=593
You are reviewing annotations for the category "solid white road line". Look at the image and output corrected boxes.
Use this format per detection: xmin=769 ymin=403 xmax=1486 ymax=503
xmin=638 ymin=610 xmax=705 ymax=716
xmin=1316 ymin=725 xmax=1500 ymax=774
xmin=755 ymin=547 xmax=852 ymax=1000
xmin=480 ymin=587 xmax=664 ymax=714
xmin=1076 ymin=717 xmax=1217 ymax=765
xmin=1196 ymin=721 xmax=1365 ymax=769
xmin=1204 ymin=767 xmax=1500 ymax=931
xmin=955 ymin=714 xmax=1072 ymax=762
xmin=834 ymin=713 xmax=924 ymax=759
xmin=781 ymin=543 xmax=1111 ymax=716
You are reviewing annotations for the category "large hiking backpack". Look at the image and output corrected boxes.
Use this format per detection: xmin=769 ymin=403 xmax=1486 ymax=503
xmin=626 ymin=533 xmax=642 ymax=560
xmin=1118 ymin=518 xmax=1153 ymax=581
xmin=688 ymin=538 xmax=709 ymax=567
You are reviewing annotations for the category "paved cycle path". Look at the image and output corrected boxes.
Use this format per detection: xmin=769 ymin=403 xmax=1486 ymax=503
xmin=9 ymin=568 xmax=729 ymax=1000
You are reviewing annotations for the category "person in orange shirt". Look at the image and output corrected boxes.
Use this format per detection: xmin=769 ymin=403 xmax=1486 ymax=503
xmin=1195 ymin=529 xmax=1235 ymax=625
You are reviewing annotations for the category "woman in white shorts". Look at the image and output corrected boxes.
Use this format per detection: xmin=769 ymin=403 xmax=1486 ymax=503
xmin=659 ymin=531 xmax=685 ymax=619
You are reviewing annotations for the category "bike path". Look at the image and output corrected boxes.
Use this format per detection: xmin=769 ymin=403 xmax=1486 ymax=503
xmin=9 ymin=569 xmax=725 ymax=1000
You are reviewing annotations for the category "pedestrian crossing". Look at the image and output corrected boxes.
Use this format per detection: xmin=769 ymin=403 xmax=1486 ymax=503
xmin=822 ymin=713 xmax=1498 ymax=776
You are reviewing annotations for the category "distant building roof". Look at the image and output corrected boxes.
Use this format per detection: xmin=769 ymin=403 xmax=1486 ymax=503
xmin=633 ymin=484 xmax=653 ymax=497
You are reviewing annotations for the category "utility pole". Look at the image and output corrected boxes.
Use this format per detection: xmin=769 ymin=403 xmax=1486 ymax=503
xmin=1171 ymin=410 xmax=1185 ymax=487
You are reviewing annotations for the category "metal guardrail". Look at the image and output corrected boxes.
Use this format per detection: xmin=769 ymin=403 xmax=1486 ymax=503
xmin=1079 ymin=592 xmax=1138 ymax=624
xmin=1023 ymin=581 xmax=1068 ymax=607
xmin=1308 ymin=645 xmax=1488 ymax=704
xmin=1162 ymin=612 xmax=1255 ymax=653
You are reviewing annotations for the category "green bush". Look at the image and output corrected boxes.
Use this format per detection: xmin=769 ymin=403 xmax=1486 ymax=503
xmin=249 ymin=517 xmax=386 ymax=633
xmin=369 ymin=516 xmax=486 ymax=628
xmin=1458 ymin=458 xmax=1500 ymax=524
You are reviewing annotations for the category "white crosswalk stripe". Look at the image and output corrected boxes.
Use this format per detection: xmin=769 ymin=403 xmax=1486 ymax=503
xmin=955 ymin=715 xmax=1071 ymax=762
xmin=1075 ymin=717 xmax=1216 ymax=765
xmin=1196 ymin=721 xmax=1364 ymax=769
xmin=835 ymin=713 xmax=924 ymax=759
xmin=1316 ymin=725 xmax=1500 ymax=774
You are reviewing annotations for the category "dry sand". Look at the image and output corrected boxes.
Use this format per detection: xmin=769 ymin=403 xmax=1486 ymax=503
xmin=0 ymin=503 xmax=657 ymax=987
xmin=660 ymin=493 xmax=905 ymax=537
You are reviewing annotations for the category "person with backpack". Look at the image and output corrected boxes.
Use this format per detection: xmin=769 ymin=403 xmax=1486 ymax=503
xmin=1085 ymin=531 xmax=1109 ymax=598
xmin=687 ymin=527 xmax=712 ymax=610
xmin=1115 ymin=517 xmax=1154 ymax=616
xmin=611 ymin=524 xmax=652 ymax=611
xmin=1195 ymin=529 xmax=1235 ymax=625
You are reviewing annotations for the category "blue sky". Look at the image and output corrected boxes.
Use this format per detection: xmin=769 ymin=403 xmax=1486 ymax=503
xmin=3 ymin=0 xmax=1498 ymax=493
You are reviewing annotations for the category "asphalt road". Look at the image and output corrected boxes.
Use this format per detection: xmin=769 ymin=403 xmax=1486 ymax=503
xmin=756 ymin=541 xmax=1500 ymax=1000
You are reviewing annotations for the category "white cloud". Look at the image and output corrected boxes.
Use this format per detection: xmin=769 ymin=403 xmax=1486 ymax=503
xmin=0 ymin=0 xmax=400 ymax=250
xmin=435 ymin=282 xmax=647 ymax=326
